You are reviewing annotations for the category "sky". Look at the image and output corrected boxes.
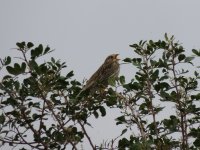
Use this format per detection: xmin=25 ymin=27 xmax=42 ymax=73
xmin=1 ymin=0 xmax=200 ymax=149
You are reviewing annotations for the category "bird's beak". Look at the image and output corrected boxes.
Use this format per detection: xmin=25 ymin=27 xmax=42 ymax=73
xmin=114 ymin=54 xmax=120 ymax=61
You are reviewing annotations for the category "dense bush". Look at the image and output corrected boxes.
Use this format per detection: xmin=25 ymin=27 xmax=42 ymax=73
xmin=0 ymin=34 xmax=199 ymax=150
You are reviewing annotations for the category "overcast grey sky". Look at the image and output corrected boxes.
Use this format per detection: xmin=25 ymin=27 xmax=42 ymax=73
xmin=1 ymin=0 xmax=200 ymax=149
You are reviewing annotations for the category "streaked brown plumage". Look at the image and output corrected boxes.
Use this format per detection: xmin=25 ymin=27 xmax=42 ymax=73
xmin=78 ymin=54 xmax=120 ymax=96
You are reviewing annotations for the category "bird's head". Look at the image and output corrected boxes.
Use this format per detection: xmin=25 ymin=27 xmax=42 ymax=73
xmin=104 ymin=54 xmax=120 ymax=64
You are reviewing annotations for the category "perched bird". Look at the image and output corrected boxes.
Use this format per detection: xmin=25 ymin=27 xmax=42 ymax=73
xmin=77 ymin=54 xmax=120 ymax=97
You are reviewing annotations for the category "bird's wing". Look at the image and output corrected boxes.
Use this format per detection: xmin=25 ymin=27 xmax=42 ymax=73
xmin=81 ymin=63 xmax=104 ymax=91
xmin=98 ymin=63 xmax=117 ymax=82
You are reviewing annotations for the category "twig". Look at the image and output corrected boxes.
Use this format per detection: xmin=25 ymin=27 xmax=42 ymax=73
xmin=78 ymin=121 xmax=96 ymax=150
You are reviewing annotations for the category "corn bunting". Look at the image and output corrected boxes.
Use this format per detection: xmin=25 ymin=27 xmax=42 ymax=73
xmin=77 ymin=54 xmax=120 ymax=97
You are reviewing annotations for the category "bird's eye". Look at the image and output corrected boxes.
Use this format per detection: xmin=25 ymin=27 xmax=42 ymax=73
xmin=110 ymin=56 xmax=113 ymax=59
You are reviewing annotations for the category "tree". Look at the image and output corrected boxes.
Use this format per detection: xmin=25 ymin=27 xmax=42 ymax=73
xmin=0 ymin=34 xmax=200 ymax=150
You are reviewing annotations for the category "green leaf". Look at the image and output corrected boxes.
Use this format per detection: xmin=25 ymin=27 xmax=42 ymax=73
xmin=164 ymin=33 xmax=168 ymax=41
xmin=27 ymin=42 xmax=34 ymax=48
xmin=175 ymin=46 xmax=185 ymax=55
xmin=162 ymin=115 xmax=179 ymax=132
xmin=118 ymin=138 xmax=129 ymax=148
xmin=4 ymin=56 xmax=11 ymax=65
xmin=44 ymin=46 xmax=51 ymax=54
xmin=119 ymin=75 xmax=125 ymax=85
xmin=123 ymin=58 xmax=132 ymax=63
xmin=3 ymin=75 xmax=12 ymax=80
xmin=37 ymin=44 xmax=43 ymax=55
xmin=123 ymin=82 xmax=141 ymax=91
xmin=159 ymin=75 xmax=169 ymax=81
xmin=154 ymin=82 xmax=170 ymax=92
xmin=192 ymin=49 xmax=200 ymax=56
xmin=154 ymin=107 xmax=165 ymax=114
xmin=14 ymin=63 xmax=21 ymax=70
xmin=189 ymin=128 xmax=200 ymax=137
xmin=16 ymin=42 xmax=25 ymax=49
xmin=149 ymin=40 xmax=154 ymax=45
xmin=66 ymin=71 xmax=74 ymax=78
xmin=99 ymin=106 xmax=106 ymax=117
xmin=7 ymin=98 xmax=18 ymax=107
xmin=194 ymin=71 xmax=199 ymax=77
xmin=32 ymin=113 xmax=41 ymax=120
xmin=6 ymin=66 xmax=17 ymax=75
xmin=29 ymin=60 xmax=39 ymax=72
xmin=132 ymin=58 xmax=142 ymax=67
xmin=170 ymin=35 xmax=175 ymax=40
xmin=115 ymin=115 xmax=126 ymax=123
xmin=31 ymin=44 xmax=43 ymax=59
xmin=185 ymin=57 xmax=194 ymax=63
xmin=151 ymin=69 xmax=159 ymax=81
xmin=121 ymin=129 xmax=127 ymax=136
xmin=106 ymin=96 xmax=117 ymax=106
xmin=54 ymin=131 xmax=64 ymax=142
xmin=6 ymin=63 xmax=24 ymax=75
xmin=178 ymin=54 xmax=185 ymax=62
xmin=0 ymin=114 xmax=5 ymax=124
xmin=194 ymin=138 xmax=200 ymax=147
xmin=51 ymin=57 xmax=55 ymax=63
xmin=14 ymin=81 xmax=20 ymax=91
xmin=21 ymin=62 xmax=26 ymax=72
xmin=93 ymin=110 xmax=99 ymax=118
xmin=129 ymin=43 xmax=138 ymax=48
xmin=154 ymin=84 xmax=160 ymax=92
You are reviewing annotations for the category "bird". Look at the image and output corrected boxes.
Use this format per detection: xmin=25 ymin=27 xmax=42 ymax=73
xmin=77 ymin=54 xmax=120 ymax=97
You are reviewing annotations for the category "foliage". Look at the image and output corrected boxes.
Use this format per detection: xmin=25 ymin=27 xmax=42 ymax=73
xmin=118 ymin=34 xmax=200 ymax=150
xmin=0 ymin=34 xmax=200 ymax=150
